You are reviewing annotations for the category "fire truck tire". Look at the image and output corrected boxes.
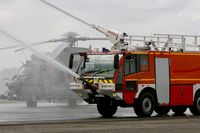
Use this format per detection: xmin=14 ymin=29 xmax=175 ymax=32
xmin=189 ymin=93 xmax=200 ymax=115
xmin=97 ymin=99 xmax=117 ymax=118
xmin=155 ymin=106 xmax=170 ymax=115
xmin=172 ymin=107 xmax=187 ymax=115
xmin=134 ymin=92 xmax=155 ymax=117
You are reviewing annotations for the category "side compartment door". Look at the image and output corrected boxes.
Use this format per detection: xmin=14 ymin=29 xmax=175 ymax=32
xmin=155 ymin=58 xmax=170 ymax=105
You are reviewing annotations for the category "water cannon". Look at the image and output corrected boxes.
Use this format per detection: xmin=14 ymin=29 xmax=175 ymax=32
xmin=91 ymin=25 xmax=128 ymax=50
xmin=40 ymin=0 xmax=128 ymax=51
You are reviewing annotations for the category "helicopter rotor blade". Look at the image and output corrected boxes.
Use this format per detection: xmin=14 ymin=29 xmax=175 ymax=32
xmin=5 ymin=36 xmax=108 ymax=52
xmin=0 ymin=38 xmax=65 ymax=51
xmin=14 ymin=38 xmax=67 ymax=52
xmin=0 ymin=29 xmax=80 ymax=78
xmin=0 ymin=45 xmax=22 ymax=50
xmin=76 ymin=37 xmax=108 ymax=41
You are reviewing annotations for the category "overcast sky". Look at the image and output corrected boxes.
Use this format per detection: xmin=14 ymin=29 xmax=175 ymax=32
xmin=0 ymin=0 xmax=200 ymax=70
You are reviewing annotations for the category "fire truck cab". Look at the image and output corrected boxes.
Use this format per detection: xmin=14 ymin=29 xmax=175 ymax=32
xmin=70 ymin=50 xmax=200 ymax=117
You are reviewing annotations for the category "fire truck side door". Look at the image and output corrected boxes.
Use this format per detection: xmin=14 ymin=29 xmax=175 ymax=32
xmin=123 ymin=54 xmax=136 ymax=104
xmin=155 ymin=58 xmax=170 ymax=105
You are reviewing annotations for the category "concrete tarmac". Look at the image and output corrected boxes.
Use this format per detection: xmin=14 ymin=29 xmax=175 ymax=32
xmin=1 ymin=116 xmax=200 ymax=133
xmin=0 ymin=102 xmax=135 ymax=123
xmin=0 ymin=102 xmax=198 ymax=133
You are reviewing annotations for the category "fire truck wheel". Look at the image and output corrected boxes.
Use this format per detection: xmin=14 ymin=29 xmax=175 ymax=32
xmin=155 ymin=106 xmax=170 ymax=115
xmin=134 ymin=92 xmax=155 ymax=117
xmin=97 ymin=99 xmax=117 ymax=118
xmin=189 ymin=93 xmax=200 ymax=115
xmin=172 ymin=106 xmax=187 ymax=115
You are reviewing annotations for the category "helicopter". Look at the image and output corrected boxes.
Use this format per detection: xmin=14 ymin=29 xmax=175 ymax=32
xmin=2 ymin=32 xmax=107 ymax=107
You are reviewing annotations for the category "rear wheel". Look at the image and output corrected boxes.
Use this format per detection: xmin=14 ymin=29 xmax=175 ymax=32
xmin=134 ymin=92 xmax=155 ymax=117
xmin=97 ymin=98 xmax=117 ymax=118
xmin=172 ymin=106 xmax=187 ymax=115
xmin=155 ymin=106 xmax=170 ymax=115
xmin=189 ymin=93 xmax=200 ymax=115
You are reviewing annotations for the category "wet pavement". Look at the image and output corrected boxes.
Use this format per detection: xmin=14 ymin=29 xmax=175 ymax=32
xmin=0 ymin=102 xmax=199 ymax=133
xmin=0 ymin=102 xmax=134 ymax=123
xmin=0 ymin=101 xmax=193 ymax=124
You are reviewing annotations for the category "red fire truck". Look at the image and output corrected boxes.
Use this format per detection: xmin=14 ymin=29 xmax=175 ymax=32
xmin=37 ymin=0 xmax=200 ymax=117
xmin=70 ymin=50 xmax=200 ymax=117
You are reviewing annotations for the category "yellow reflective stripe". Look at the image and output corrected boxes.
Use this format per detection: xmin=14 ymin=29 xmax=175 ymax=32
xmin=126 ymin=79 xmax=137 ymax=81
xmin=171 ymin=79 xmax=200 ymax=81
xmin=126 ymin=78 xmax=200 ymax=81
xmin=98 ymin=80 xmax=103 ymax=83
xmin=89 ymin=80 xmax=93 ymax=83
xmin=104 ymin=80 xmax=108 ymax=83
xmin=109 ymin=80 xmax=113 ymax=83
xmin=85 ymin=79 xmax=114 ymax=83
xmin=126 ymin=79 xmax=153 ymax=81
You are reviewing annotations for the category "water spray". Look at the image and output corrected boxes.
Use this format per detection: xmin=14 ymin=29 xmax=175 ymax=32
xmin=0 ymin=29 xmax=80 ymax=78
xmin=40 ymin=0 xmax=128 ymax=50
xmin=0 ymin=29 xmax=98 ymax=95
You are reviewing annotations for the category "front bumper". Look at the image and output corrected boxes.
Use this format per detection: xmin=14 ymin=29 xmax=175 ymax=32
xmin=70 ymin=82 xmax=122 ymax=103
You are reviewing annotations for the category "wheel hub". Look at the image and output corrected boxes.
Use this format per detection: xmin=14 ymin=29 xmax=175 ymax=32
xmin=142 ymin=97 xmax=152 ymax=112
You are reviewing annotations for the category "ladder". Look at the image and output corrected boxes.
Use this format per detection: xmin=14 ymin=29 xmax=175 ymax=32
xmin=126 ymin=34 xmax=200 ymax=52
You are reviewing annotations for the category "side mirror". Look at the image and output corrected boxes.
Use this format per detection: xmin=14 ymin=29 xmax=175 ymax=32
xmin=69 ymin=54 xmax=74 ymax=69
xmin=114 ymin=54 xmax=119 ymax=69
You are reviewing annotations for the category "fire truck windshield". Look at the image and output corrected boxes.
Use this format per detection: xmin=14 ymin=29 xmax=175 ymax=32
xmin=77 ymin=54 xmax=118 ymax=78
